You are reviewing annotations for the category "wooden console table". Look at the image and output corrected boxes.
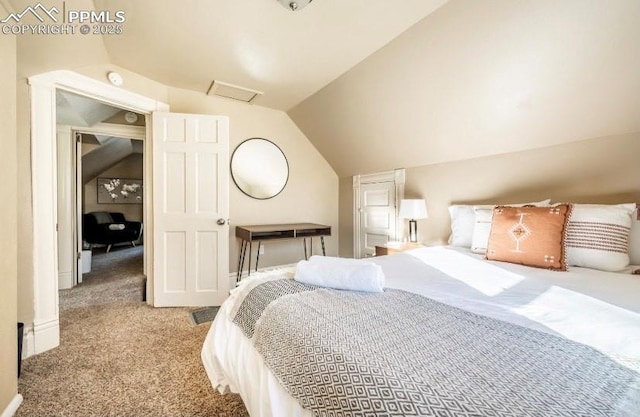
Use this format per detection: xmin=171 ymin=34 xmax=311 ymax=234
xmin=235 ymin=223 xmax=331 ymax=282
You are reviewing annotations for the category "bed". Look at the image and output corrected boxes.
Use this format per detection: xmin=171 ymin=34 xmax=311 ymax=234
xmin=202 ymin=246 xmax=640 ymax=416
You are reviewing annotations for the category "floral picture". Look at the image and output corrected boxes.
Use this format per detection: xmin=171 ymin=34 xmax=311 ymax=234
xmin=97 ymin=177 xmax=143 ymax=204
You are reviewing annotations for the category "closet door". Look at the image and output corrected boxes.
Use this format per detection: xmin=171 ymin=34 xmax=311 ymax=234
xmin=353 ymin=170 xmax=405 ymax=258
xmin=359 ymin=182 xmax=397 ymax=257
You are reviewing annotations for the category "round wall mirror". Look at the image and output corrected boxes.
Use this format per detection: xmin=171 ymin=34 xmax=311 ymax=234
xmin=231 ymin=138 xmax=289 ymax=199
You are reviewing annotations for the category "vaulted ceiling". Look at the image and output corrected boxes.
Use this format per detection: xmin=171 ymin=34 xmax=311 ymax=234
xmin=9 ymin=0 xmax=639 ymax=179
xmin=92 ymin=0 xmax=448 ymax=110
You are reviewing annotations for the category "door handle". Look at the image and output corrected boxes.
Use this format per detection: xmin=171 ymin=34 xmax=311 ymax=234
xmin=217 ymin=218 xmax=227 ymax=226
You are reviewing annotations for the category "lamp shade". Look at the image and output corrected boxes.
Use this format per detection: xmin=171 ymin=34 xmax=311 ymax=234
xmin=399 ymin=199 xmax=428 ymax=220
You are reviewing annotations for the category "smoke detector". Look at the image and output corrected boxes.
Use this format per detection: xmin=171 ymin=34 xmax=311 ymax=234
xmin=124 ymin=112 xmax=138 ymax=124
xmin=107 ymin=71 xmax=123 ymax=86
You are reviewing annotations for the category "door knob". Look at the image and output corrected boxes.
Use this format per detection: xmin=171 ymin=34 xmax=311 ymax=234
xmin=217 ymin=218 xmax=227 ymax=225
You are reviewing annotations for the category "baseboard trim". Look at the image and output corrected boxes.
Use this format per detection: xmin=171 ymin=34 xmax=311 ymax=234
xmin=22 ymin=326 xmax=34 ymax=359
xmin=33 ymin=317 xmax=60 ymax=355
xmin=0 ymin=394 xmax=23 ymax=417
xmin=58 ymin=271 xmax=73 ymax=290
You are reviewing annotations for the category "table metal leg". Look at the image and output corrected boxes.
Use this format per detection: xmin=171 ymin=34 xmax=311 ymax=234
xmin=248 ymin=242 xmax=252 ymax=276
xmin=237 ymin=240 xmax=248 ymax=283
xmin=303 ymin=238 xmax=308 ymax=260
xmin=255 ymin=241 xmax=261 ymax=272
xmin=321 ymin=236 xmax=326 ymax=256
xmin=310 ymin=237 xmax=313 ymax=257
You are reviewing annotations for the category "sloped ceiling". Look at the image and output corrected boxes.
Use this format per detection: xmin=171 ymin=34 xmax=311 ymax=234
xmin=11 ymin=0 xmax=638 ymax=181
xmin=56 ymin=91 xmax=122 ymax=126
xmin=82 ymin=135 xmax=134 ymax=183
xmin=93 ymin=0 xmax=448 ymax=110
xmin=289 ymin=0 xmax=640 ymax=177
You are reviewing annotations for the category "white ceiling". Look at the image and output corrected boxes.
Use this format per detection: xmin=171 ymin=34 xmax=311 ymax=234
xmin=93 ymin=0 xmax=449 ymax=110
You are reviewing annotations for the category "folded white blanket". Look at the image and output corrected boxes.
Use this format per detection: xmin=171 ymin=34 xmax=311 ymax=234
xmin=294 ymin=256 xmax=385 ymax=293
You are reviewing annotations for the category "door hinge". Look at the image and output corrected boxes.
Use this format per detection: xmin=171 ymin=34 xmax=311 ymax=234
xmin=77 ymin=252 xmax=82 ymax=260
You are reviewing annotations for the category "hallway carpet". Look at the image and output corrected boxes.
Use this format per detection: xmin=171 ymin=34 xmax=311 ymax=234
xmin=59 ymin=245 xmax=146 ymax=310
xmin=17 ymin=246 xmax=249 ymax=417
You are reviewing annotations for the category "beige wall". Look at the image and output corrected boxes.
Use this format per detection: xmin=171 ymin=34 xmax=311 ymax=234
xmin=84 ymin=153 xmax=144 ymax=222
xmin=17 ymin=49 xmax=337 ymax=324
xmin=0 ymin=2 xmax=18 ymax=411
xmin=290 ymin=0 xmax=640 ymax=177
xmin=15 ymin=0 xmax=113 ymax=328
xmin=339 ymin=133 xmax=640 ymax=256
xmin=169 ymin=88 xmax=339 ymax=271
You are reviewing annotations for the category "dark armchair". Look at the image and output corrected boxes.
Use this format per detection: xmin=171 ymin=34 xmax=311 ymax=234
xmin=83 ymin=212 xmax=143 ymax=252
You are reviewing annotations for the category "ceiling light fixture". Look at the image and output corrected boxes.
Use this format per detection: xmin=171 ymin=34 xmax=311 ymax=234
xmin=277 ymin=0 xmax=313 ymax=11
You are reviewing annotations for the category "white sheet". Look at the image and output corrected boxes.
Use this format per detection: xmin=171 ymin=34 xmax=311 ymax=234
xmin=202 ymin=247 xmax=640 ymax=416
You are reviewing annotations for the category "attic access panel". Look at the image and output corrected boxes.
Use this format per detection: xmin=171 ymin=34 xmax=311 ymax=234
xmin=207 ymin=80 xmax=263 ymax=103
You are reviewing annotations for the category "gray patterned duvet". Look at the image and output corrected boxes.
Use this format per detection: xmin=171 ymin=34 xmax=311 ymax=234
xmin=232 ymin=278 xmax=640 ymax=417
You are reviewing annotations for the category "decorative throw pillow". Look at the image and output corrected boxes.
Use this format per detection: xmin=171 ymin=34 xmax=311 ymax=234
xmin=486 ymin=205 xmax=571 ymax=270
xmin=92 ymin=211 xmax=114 ymax=225
xmin=470 ymin=199 xmax=551 ymax=254
xmin=629 ymin=205 xmax=640 ymax=265
xmin=565 ymin=203 xmax=635 ymax=272
xmin=448 ymin=205 xmax=476 ymax=247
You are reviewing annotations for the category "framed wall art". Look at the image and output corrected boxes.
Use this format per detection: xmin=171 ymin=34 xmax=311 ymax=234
xmin=97 ymin=177 xmax=143 ymax=204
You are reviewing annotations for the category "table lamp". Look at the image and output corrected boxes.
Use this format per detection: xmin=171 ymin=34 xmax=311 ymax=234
xmin=399 ymin=199 xmax=428 ymax=243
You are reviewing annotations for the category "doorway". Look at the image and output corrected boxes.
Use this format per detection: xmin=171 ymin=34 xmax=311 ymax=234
xmin=55 ymin=92 xmax=147 ymax=310
xmin=28 ymin=70 xmax=167 ymax=356
xmin=28 ymin=70 xmax=231 ymax=358
xmin=56 ymin=90 xmax=147 ymax=294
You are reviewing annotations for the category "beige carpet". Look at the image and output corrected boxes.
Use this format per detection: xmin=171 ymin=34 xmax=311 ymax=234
xmin=18 ymin=246 xmax=249 ymax=417
xmin=59 ymin=245 xmax=146 ymax=311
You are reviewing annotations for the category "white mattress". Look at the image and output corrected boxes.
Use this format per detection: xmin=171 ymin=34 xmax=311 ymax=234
xmin=202 ymin=246 xmax=640 ymax=416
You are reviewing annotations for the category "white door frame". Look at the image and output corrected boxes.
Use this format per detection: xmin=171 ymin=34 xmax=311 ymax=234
xmin=353 ymin=169 xmax=405 ymax=258
xmin=28 ymin=70 xmax=168 ymax=356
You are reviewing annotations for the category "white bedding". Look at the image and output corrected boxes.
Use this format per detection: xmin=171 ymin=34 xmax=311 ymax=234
xmin=202 ymin=246 xmax=640 ymax=416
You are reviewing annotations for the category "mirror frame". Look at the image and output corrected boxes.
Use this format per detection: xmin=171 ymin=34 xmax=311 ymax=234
xmin=230 ymin=137 xmax=290 ymax=200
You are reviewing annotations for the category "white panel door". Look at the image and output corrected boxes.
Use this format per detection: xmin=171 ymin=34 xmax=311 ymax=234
xmin=152 ymin=112 xmax=229 ymax=307
xmin=359 ymin=182 xmax=397 ymax=257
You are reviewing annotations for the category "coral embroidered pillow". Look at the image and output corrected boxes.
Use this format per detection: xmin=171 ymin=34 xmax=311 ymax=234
xmin=565 ymin=204 xmax=635 ymax=272
xmin=486 ymin=205 xmax=571 ymax=270
xmin=470 ymin=199 xmax=552 ymax=254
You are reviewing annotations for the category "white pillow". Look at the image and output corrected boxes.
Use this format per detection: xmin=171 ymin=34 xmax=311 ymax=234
xmin=448 ymin=205 xmax=476 ymax=247
xmin=470 ymin=199 xmax=551 ymax=254
xmin=630 ymin=206 xmax=640 ymax=265
xmin=565 ymin=203 xmax=635 ymax=272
